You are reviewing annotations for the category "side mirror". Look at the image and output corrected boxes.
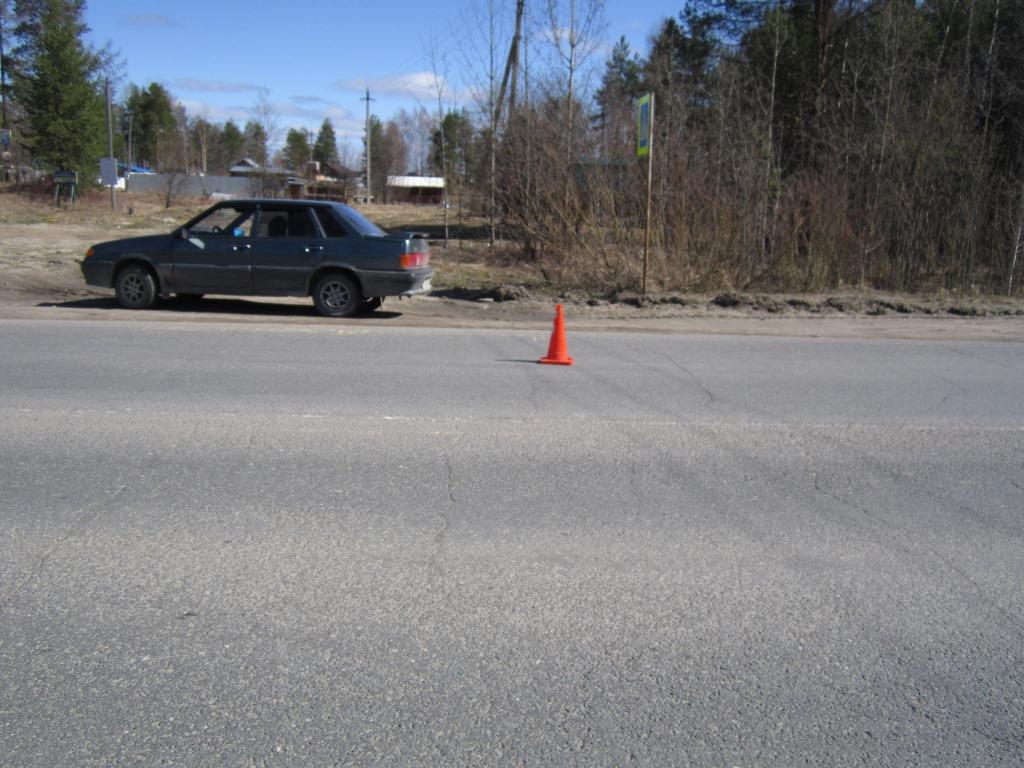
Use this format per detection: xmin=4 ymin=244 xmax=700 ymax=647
xmin=177 ymin=227 xmax=189 ymax=240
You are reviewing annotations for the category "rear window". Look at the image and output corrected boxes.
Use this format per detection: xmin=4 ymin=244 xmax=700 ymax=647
xmin=334 ymin=205 xmax=384 ymax=237
xmin=314 ymin=207 xmax=347 ymax=238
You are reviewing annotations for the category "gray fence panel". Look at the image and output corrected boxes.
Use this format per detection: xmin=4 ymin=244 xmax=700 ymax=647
xmin=125 ymin=174 xmax=254 ymax=197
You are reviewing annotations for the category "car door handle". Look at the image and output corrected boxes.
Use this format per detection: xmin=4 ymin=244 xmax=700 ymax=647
xmin=232 ymin=244 xmax=252 ymax=252
xmin=305 ymin=245 xmax=324 ymax=253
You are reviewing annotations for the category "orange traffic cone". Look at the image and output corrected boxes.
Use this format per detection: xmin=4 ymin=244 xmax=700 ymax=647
xmin=539 ymin=304 xmax=574 ymax=365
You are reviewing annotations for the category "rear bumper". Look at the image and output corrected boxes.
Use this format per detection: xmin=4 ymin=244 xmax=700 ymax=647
xmin=359 ymin=267 xmax=434 ymax=297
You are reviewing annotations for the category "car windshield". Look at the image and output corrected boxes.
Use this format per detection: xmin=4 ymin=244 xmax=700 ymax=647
xmin=334 ymin=204 xmax=385 ymax=237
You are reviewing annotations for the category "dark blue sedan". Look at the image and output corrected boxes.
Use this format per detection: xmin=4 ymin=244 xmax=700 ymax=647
xmin=81 ymin=199 xmax=433 ymax=317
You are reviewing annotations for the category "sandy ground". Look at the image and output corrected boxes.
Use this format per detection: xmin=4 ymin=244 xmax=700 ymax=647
xmin=2 ymin=207 xmax=1023 ymax=342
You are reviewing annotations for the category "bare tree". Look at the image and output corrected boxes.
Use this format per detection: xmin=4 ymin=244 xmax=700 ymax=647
xmin=450 ymin=0 xmax=512 ymax=245
xmin=545 ymin=0 xmax=606 ymax=164
xmin=190 ymin=111 xmax=212 ymax=176
xmin=395 ymin=106 xmax=434 ymax=175
xmin=161 ymin=103 xmax=189 ymax=208
xmin=249 ymin=87 xmax=280 ymax=196
xmin=427 ymin=43 xmax=453 ymax=246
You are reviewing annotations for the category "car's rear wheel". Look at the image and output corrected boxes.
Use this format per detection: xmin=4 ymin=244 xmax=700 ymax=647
xmin=115 ymin=265 xmax=158 ymax=310
xmin=312 ymin=273 xmax=362 ymax=317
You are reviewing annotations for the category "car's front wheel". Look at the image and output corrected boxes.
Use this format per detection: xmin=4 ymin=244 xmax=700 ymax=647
xmin=115 ymin=265 xmax=159 ymax=310
xmin=312 ymin=273 xmax=362 ymax=317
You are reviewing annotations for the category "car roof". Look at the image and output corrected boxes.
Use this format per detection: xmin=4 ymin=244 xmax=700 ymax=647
xmin=219 ymin=198 xmax=341 ymax=208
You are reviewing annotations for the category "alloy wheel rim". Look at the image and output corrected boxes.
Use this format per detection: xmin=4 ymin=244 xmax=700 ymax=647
xmin=321 ymin=282 xmax=350 ymax=310
xmin=122 ymin=275 xmax=144 ymax=303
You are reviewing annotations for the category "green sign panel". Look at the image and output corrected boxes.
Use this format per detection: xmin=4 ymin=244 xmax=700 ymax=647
xmin=637 ymin=93 xmax=652 ymax=157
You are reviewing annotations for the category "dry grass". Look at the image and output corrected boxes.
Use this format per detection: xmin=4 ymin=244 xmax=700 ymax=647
xmin=5 ymin=190 xmax=1018 ymax=314
xmin=352 ymin=202 xmax=547 ymax=292
xmin=0 ymin=185 xmax=208 ymax=230
xmin=0 ymin=190 xmax=547 ymax=296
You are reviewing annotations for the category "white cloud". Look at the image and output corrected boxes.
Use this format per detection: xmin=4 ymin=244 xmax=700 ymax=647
xmin=173 ymin=78 xmax=262 ymax=94
xmin=276 ymin=101 xmax=353 ymax=122
xmin=178 ymin=101 xmax=250 ymax=124
xmin=179 ymin=99 xmax=360 ymax=141
xmin=333 ymin=72 xmax=446 ymax=101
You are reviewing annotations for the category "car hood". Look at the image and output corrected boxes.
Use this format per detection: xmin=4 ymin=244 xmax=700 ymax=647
xmin=90 ymin=233 xmax=174 ymax=254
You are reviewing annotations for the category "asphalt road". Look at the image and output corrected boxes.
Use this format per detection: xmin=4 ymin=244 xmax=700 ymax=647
xmin=1 ymin=317 xmax=1022 ymax=766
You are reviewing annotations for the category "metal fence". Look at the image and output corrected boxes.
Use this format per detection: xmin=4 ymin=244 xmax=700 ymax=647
xmin=124 ymin=174 xmax=253 ymax=198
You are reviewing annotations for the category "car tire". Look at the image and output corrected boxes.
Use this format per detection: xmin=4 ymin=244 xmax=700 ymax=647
xmin=313 ymin=273 xmax=362 ymax=317
xmin=115 ymin=264 xmax=159 ymax=310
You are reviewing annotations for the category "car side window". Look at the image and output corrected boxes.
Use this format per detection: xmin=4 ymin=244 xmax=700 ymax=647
xmin=256 ymin=208 xmax=317 ymax=238
xmin=314 ymin=207 xmax=347 ymax=238
xmin=190 ymin=206 xmax=254 ymax=236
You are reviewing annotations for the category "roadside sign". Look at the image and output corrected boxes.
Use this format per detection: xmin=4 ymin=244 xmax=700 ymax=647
xmin=100 ymin=157 xmax=118 ymax=186
xmin=637 ymin=93 xmax=652 ymax=157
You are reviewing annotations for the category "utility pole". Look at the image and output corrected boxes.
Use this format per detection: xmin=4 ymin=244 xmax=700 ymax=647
xmin=435 ymin=78 xmax=448 ymax=249
xmin=635 ymin=92 xmax=654 ymax=297
xmin=488 ymin=0 xmax=496 ymax=248
xmin=0 ymin=9 xmax=8 ymax=182
xmin=105 ymin=79 xmax=116 ymax=210
xmin=0 ymin=9 xmax=8 ymax=130
xmin=361 ymin=89 xmax=374 ymax=203
xmin=642 ymin=94 xmax=654 ymax=297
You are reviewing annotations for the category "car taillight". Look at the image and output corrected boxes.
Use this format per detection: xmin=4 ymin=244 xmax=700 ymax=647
xmin=399 ymin=251 xmax=429 ymax=269
xmin=85 ymin=247 xmax=94 ymax=259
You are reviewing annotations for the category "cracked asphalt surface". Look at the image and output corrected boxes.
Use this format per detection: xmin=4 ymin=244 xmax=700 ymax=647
xmin=1 ymin=318 xmax=1022 ymax=766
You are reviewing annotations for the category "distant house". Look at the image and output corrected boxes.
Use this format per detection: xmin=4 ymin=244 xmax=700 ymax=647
xmin=286 ymin=161 xmax=361 ymax=203
xmin=228 ymin=158 xmax=291 ymax=178
xmin=386 ymin=175 xmax=445 ymax=205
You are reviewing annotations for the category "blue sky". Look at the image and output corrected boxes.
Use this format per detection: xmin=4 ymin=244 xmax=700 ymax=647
xmin=84 ymin=1 xmax=683 ymax=153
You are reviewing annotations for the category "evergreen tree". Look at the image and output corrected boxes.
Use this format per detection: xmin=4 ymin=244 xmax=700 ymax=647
xmin=125 ymin=82 xmax=175 ymax=169
xmin=283 ymin=127 xmax=310 ymax=170
xmin=242 ymin=118 xmax=267 ymax=165
xmin=594 ymin=37 xmax=643 ymax=152
xmin=13 ymin=0 xmax=103 ymax=171
xmin=430 ymin=110 xmax=473 ymax=179
xmin=219 ymin=118 xmax=243 ymax=167
xmin=596 ymin=37 xmax=642 ymax=114
xmin=312 ymin=117 xmax=337 ymax=166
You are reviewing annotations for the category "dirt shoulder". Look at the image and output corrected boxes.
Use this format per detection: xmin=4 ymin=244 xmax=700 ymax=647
xmin=4 ymin=269 xmax=1021 ymax=343
xmin=1 ymin=192 xmax=1023 ymax=342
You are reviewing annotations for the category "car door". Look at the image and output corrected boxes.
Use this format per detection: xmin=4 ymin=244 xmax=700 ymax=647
xmin=250 ymin=205 xmax=325 ymax=294
xmin=171 ymin=203 xmax=255 ymax=293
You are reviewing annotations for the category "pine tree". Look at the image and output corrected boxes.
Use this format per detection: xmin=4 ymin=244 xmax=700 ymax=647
xmin=312 ymin=118 xmax=337 ymax=166
xmin=125 ymin=82 xmax=175 ymax=169
xmin=14 ymin=0 xmax=103 ymax=171
xmin=219 ymin=119 xmax=244 ymax=167
xmin=283 ymin=127 xmax=310 ymax=171
xmin=243 ymin=119 xmax=267 ymax=165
